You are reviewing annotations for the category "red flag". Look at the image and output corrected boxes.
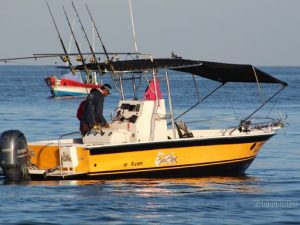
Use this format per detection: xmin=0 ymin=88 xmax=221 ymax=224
xmin=144 ymin=78 xmax=162 ymax=100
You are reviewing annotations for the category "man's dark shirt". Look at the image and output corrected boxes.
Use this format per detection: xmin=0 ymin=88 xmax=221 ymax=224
xmin=82 ymin=89 xmax=107 ymax=128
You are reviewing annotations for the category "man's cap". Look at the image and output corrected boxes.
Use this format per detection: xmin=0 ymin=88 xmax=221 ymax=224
xmin=103 ymin=83 xmax=112 ymax=89
xmin=101 ymin=83 xmax=112 ymax=94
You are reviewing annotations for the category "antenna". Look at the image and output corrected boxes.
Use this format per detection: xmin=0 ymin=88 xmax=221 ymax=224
xmin=85 ymin=3 xmax=116 ymax=76
xmin=128 ymin=0 xmax=138 ymax=54
xmin=85 ymin=4 xmax=110 ymax=62
xmin=67 ymin=19 xmax=76 ymax=54
xmin=62 ymin=6 xmax=90 ymax=80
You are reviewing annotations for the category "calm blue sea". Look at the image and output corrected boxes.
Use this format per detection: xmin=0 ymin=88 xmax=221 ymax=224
xmin=0 ymin=65 xmax=299 ymax=224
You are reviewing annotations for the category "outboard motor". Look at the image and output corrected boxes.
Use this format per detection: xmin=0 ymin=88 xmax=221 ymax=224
xmin=0 ymin=130 xmax=30 ymax=182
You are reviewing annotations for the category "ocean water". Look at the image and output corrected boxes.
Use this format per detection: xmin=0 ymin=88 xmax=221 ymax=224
xmin=0 ymin=65 xmax=299 ymax=224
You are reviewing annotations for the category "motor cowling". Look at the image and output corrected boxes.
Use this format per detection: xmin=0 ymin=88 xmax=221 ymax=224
xmin=0 ymin=130 xmax=30 ymax=182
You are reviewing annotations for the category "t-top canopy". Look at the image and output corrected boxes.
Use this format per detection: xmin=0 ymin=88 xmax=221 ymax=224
xmin=76 ymin=58 xmax=287 ymax=86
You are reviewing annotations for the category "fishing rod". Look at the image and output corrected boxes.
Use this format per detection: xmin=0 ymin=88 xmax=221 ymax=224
xmin=62 ymin=6 xmax=91 ymax=81
xmin=71 ymin=1 xmax=105 ymax=76
xmin=85 ymin=4 xmax=114 ymax=71
xmin=45 ymin=0 xmax=74 ymax=72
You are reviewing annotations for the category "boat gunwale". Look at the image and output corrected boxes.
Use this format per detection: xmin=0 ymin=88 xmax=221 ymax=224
xmin=86 ymin=131 xmax=275 ymax=155
xmin=28 ymin=128 xmax=275 ymax=147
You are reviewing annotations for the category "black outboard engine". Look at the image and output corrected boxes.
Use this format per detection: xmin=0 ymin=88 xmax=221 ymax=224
xmin=0 ymin=130 xmax=30 ymax=182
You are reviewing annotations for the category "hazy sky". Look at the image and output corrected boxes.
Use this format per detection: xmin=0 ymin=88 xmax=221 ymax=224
xmin=1 ymin=0 xmax=300 ymax=66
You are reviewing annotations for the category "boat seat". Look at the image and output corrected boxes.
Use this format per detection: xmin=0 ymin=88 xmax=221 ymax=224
xmin=175 ymin=121 xmax=194 ymax=138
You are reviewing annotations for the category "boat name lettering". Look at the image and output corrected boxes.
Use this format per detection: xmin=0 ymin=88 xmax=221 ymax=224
xmin=131 ymin=161 xmax=143 ymax=166
xmin=155 ymin=152 xmax=177 ymax=166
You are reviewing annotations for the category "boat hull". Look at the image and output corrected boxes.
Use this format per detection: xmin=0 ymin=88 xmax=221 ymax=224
xmin=29 ymin=157 xmax=255 ymax=180
xmin=28 ymin=133 xmax=274 ymax=180
xmin=51 ymin=86 xmax=92 ymax=97
xmin=45 ymin=76 xmax=100 ymax=97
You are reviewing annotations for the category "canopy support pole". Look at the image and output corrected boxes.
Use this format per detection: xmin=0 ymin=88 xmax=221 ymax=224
xmin=172 ymin=82 xmax=224 ymax=123
xmin=131 ymin=73 xmax=137 ymax=100
xmin=229 ymin=85 xmax=286 ymax=134
xmin=149 ymin=70 xmax=159 ymax=141
xmin=165 ymin=68 xmax=176 ymax=139
xmin=252 ymin=66 xmax=265 ymax=104
xmin=192 ymin=74 xmax=201 ymax=101
xmin=119 ymin=74 xmax=125 ymax=100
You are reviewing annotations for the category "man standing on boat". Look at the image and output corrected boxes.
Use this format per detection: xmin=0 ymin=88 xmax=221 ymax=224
xmin=80 ymin=84 xmax=112 ymax=135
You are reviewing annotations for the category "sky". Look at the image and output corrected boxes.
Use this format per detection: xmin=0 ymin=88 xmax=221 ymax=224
xmin=0 ymin=0 xmax=300 ymax=66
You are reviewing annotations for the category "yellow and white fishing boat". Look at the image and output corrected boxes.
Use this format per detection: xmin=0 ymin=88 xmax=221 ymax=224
xmin=0 ymin=58 xmax=287 ymax=181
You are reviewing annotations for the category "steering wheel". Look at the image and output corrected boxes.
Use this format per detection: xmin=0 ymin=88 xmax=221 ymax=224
xmin=111 ymin=107 xmax=124 ymax=121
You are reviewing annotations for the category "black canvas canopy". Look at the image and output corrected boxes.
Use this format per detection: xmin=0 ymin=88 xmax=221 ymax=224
xmin=76 ymin=58 xmax=287 ymax=86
